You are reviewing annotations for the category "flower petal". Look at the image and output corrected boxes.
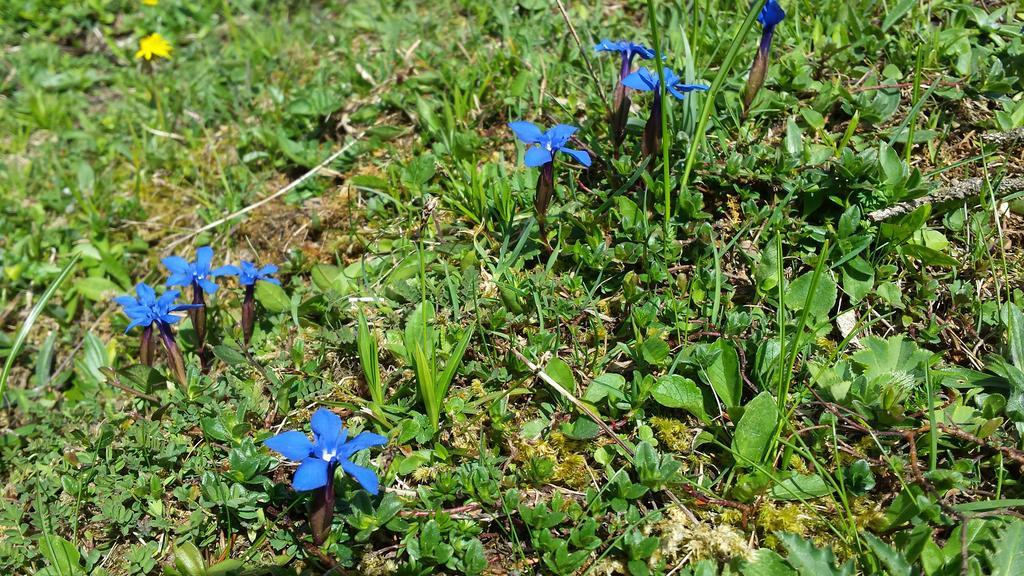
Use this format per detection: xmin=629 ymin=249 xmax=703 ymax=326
xmin=632 ymin=44 xmax=656 ymax=59
xmin=165 ymin=273 xmax=192 ymax=288
xmin=523 ymin=146 xmax=553 ymax=167
xmin=136 ymin=283 xmax=156 ymax=303
xmin=338 ymin=432 xmax=387 ymax=459
xmin=340 ymin=460 xmax=380 ymax=495
xmin=264 ymin=431 xmax=314 ymax=461
xmin=195 ymin=246 xmax=214 ymax=273
xmin=593 ymin=39 xmax=620 ymax=53
xmin=559 ymin=147 xmax=592 ymax=167
xmin=125 ymin=317 xmax=152 ymax=334
xmin=311 ymin=408 xmax=344 ymax=446
xmin=199 ymin=278 xmax=219 ymax=294
xmin=545 ymin=124 xmax=578 ymax=147
xmin=212 ymin=265 xmax=240 ymax=277
xmin=759 ymin=0 xmax=785 ymax=26
xmin=622 ymin=69 xmax=656 ymax=91
xmin=292 ymin=457 xmax=330 ymax=491
xmin=508 ymin=121 xmax=543 ymax=144
xmin=161 ymin=256 xmax=191 ymax=275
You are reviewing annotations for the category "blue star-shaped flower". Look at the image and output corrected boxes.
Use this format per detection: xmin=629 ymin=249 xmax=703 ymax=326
xmin=264 ymin=408 xmax=387 ymax=493
xmin=621 ymin=67 xmax=709 ymax=100
xmin=217 ymin=261 xmax=280 ymax=287
xmin=758 ymin=0 xmax=786 ymax=27
xmin=508 ymin=122 xmax=592 ymax=168
xmin=162 ymin=246 xmax=235 ymax=295
xmin=593 ymin=39 xmax=656 ymax=61
xmin=114 ymin=283 xmax=200 ymax=333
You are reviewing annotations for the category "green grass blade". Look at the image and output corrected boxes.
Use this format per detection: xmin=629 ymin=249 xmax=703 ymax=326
xmin=678 ymin=1 xmax=764 ymax=195
xmin=1 ymin=254 xmax=80 ymax=403
xmin=439 ymin=325 xmax=474 ymax=401
xmin=357 ymin=309 xmax=383 ymax=405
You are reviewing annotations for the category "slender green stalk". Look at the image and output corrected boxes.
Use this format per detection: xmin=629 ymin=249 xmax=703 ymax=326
xmin=905 ymin=46 xmax=924 ymax=164
xmin=925 ymin=361 xmax=937 ymax=472
xmin=0 ymin=254 xmax=80 ymax=403
xmin=679 ymin=1 xmax=765 ymax=195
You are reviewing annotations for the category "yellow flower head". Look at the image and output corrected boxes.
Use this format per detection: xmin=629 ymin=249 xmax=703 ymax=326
xmin=142 ymin=0 xmax=158 ymax=5
xmin=135 ymin=33 xmax=172 ymax=61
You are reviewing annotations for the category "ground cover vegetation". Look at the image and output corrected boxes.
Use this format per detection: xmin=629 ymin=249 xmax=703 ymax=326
xmin=2 ymin=0 xmax=1024 ymax=574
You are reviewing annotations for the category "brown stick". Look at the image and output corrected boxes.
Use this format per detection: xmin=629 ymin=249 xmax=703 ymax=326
xmin=553 ymin=0 xmax=609 ymax=112
xmin=866 ymin=177 xmax=1024 ymax=222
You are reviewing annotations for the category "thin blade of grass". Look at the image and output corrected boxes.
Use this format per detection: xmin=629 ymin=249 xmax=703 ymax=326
xmin=679 ymin=1 xmax=765 ymax=195
xmin=1 ymin=254 xmax=81 ymax=403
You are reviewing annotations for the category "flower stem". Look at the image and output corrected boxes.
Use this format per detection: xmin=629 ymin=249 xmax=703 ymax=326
xmin=158 ymin=322 xmax=187 ymax=386
xmin=140 ymin=324 xmax=154 ymax=366
xmin=310 ymin=463 xmax=336 ymax=546
xmin=191 ymin=283 xmax=206 ymax=351
xmin=241 ymin=284 xmax=256 ymax=346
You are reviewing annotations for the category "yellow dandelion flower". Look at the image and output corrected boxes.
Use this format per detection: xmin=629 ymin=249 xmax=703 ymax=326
xmin=135 ymin=33 xmax=172 ymax=61
xmin=142 ymin=0 xmax=159 ymax=5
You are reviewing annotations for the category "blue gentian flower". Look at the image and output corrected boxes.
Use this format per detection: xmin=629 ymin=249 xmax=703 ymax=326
xmin=161 ymin=246 xmax=233 ymax=349
xmin=594 ymin=40 xmax=655 ymax=73
xmin=744 ymin=0 xmax=786 ymax=113
xmin=594 ymin=40 xmax=657 ymax=151
xmin=115 ymin=283 xmax=198 ymax=383
xmin=217 ymin=261 xmax=280 ymax=286
xmin=508 ymin=121 xmax=591 ymax=168
xmin=265 ymin=408 xmax=387 ymax=493
xmin=162 ymin=246 xmax=234 ymax=294
xmin=508 ymin=121 xmax=591 ymax=241
xmin=621 ymin=67 xmax=709 ymax=100
xmin=218 ymin=260 xmax=281 ymax=346
xmin=621 ymin=67 xmax=709 ymax=156
xmin=114 ymin=283 xmax=198 ymax=334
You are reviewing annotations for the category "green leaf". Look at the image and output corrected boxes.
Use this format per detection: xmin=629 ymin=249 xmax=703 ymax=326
xmin=741 ymin=549 xmax=798 ymax=576
xmin=75 ymin=276 xmax=121 ymax=302
xmin=640 ymin=336 xmax=670 ymax=366
xmin=785 ymin=272 xmax=837 ymax=321
xmin=357 ymin=310 xmax=382 ymax=405
xmin=989 ymin=520 xmax=1024 ymax=576
xmin=700 ymin=339 xmax=742 ymax=408
xmin=770 ymin=473 xmax=834 ymax=501
xmin=882 ymin=0 xmax=915 ymax=31
xmin=878 ymin=142 xmax=905 ymax=184
xmin=652 ymin=374 xmax=708 ymax=422
xmin=862 ymin=533 xmax=912 ymax=576
xmin=880 ymin=205 xmax=930 ymax=245
xmin=1007 ymin=303 xmax=1024 ymax=370
xmin=779 ymin=533 xmax=854 ymax=576
xmin=785 ymin=117 xmax=803 ymax=157
xmin=732 ymin=391 xmax=779 ymax=467
xmin=841 ymin=257 xmax=874 ymax=303
xmin=173 ymin=541 xmax=207 ymax=576
xmin=254 ymin=281 xmax=289 ymax=313
xmin=583 ymin=373 xmax=626 ymax=403
xmin=545 ymin=357 xmax=576 ymax=394
xmin=311 ymin=264 xmax=350 ymax=293
xmin=38 ymin=535 xmax=84 ymax=576
xmin=755 ymin=240 xmax=781 ymax=293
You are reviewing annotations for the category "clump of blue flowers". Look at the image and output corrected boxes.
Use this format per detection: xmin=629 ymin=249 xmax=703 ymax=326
xmin=162 ymin=246 xmax=234 ymax=350
xmin=594 ymin=40 xmax=655 ymax=152
xmin=115 ymin=283 xmax=199 ymax=385
xmin=622 ymin=66 xmax=709 ymax=157
xmin=264 ymin=408 xmax=386 ymax=544
xmin=217 ymin=261 xmax=279 ymax=346
xmin=508 ymin=121 xmax=591 ymax=241
xmin=743 ymin=0 xmax=786 ymax=113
